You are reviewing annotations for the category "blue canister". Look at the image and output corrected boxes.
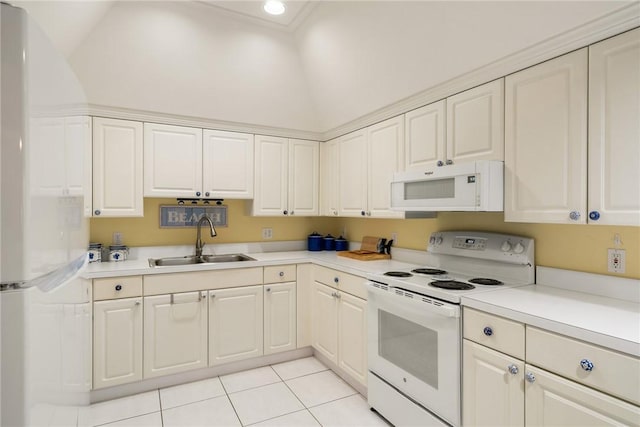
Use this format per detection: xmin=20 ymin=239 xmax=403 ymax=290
xmin=324 ymin=234 xmax=335 ymax=251
xmin=334 ymin=236 xmax=348 ymax=251
xmin=308 ymin=232 xmax=323 ymax=251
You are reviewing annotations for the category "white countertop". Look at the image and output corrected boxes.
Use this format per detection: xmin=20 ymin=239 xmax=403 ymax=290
xmin=462 ymin=271 xmax=640 ymax=357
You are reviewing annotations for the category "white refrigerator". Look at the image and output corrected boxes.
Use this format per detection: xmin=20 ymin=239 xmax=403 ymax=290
xmin=1 ymin=4 xmax=92 ymax=426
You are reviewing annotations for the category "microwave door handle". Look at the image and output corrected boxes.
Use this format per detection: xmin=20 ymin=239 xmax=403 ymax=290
xmin=366 ymin=282 xmax=460 ymax=318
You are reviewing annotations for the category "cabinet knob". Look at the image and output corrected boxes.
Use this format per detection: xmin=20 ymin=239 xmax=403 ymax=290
xmin=437 ymin=160 xmax=444 ymax=167
xmin=569 ymin=211 xmax=581 ymax=221
xmin=290 ymin=211 xmax=294 ymax=215
xmin=361 ymin=211 xmax=366 ymax=216
xmin=483 ymin=326 xmax=493 ymax=336
xmin=525 ymin=372 xmax=536 ymax=383
xmin=196 ymin=192 xmax=201 ymax=197
xmin=266 ymin=287 xmax=271 ymax=292
xmin=279 ymin=271 xmax=285 ymax=277
xmin=94 ymin=210 xmax=101 ymax=216
xmin=580 ymin=359 xmax=594 ymax=372
xmin=205 ymin=192 xmax=210 ymax=197
xmin=335 ymin=292 xmax=341 ymax=299
xmin=334 ymin=277 xmax=339 ymax=283
xmin=135 ymin=300 xmax=141 ymax=306
xmin=507 ymin=364 xmax=519 ymax=375
xmin=446 ymin=159 xmax=453 ymax=165
xmin=283 ymin=210 xmax=288 ymax=215
xmin=589 ymin=211 xmax=600 ymax=221
xmin=210 ymin=294 xmax=216 ymax=298
xmin=115 ymin=284 xmax=122 ymax=291
xmin=333 ymin=210 xmax=338 ymax=216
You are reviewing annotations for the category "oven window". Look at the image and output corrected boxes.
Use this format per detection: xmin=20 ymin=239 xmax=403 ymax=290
xmin=378 ymin=310 xmax=438 ymax=389
xmin=404 ymin=178 xmax=455 ymax=200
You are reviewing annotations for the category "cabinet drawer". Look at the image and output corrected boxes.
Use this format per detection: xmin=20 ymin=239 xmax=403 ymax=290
xmin=144 ymin=267 xmax=263 ymax=295
xmin=94 ymin=276 xmax=142 ymax=301
xmin=313 ymin=265 xmax=367 ymax=300
xmin=527 ymin=327 xmax=640 ymax=405
xmin=463 ymin=308 xmax=524 ymax=359
xmin=264 ymin=265 xmax=296 ymax=284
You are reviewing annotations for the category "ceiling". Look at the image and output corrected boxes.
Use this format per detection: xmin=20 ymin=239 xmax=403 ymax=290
xmin=198 ymin=1 xmax=318 ymax=30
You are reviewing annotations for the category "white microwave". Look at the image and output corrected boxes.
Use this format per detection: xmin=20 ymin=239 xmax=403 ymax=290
xmin=390 ymin=160 xmax=503 ymax=211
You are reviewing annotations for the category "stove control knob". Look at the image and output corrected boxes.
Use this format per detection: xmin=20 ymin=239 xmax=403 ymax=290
xmin=429 ymin=236 xmax=436 ymax=245
xmin=513 ymin=242 xmax=525 ymax=254
xmin=501 ymin=241 xmax=512 ymax=252
xmin=436 ymin=236 xmax=443 ymax=245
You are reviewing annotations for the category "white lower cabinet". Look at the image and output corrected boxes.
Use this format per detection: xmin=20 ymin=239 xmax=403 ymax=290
xmin=311 ymin=279 xmax=367 ymax=386
xmin=264 ymin=282 xmax=296 ymax=355
xmin=143 ymin=291 xmax=208 ymax=379
xmin=93 ymin=298 xmax=143 ymax=389
xmin=463 ymin=308 xmax=640 ymax=426
xmin=209 ymin=285 xmax=264 ymax=366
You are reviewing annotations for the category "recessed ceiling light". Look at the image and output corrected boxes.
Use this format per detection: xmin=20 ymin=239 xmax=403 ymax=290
xmin=263 ymin=0 xmax=285 ymax=16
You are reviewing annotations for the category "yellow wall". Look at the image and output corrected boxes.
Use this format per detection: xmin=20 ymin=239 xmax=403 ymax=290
xmin=91 ymin=201 xmax=639 ymax=279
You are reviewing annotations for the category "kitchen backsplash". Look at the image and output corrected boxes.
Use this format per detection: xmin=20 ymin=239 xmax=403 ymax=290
xmin=90 ymin=199 xmax=639 ymax=279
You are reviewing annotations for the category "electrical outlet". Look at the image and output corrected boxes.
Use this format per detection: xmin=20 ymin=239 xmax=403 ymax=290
xmin=608 ymin=248 xmax=625 ymax=273
xmin=113 ymin=232 xmax=123 ymax=245
xmin=262 ymin=228 xmax=273 ymax=240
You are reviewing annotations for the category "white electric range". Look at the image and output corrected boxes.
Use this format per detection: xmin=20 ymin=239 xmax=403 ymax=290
xmin=366 ymin=231 xmax=535 ymax=427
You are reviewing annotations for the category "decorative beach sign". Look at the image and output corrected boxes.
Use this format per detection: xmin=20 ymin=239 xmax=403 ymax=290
xmin=160 ymin=205 xmax=228 ymax=228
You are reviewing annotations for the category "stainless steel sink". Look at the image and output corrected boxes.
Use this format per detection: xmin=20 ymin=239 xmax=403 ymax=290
xmin=148 ymin=254 xmax=255 ymax=267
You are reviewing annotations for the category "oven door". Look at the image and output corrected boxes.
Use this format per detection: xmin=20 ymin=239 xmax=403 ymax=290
xmin=367 ymin=282 xmax=461 ymax=426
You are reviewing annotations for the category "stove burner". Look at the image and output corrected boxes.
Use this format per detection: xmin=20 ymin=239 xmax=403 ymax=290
xmin=384 ymin=271 xmax=413 ymax=278
xmin=412 ymin=268 xmax=448 ymax=275
xmin=429 ymin=280 xmax=475 ymax=290
xmin=468 ymin=278 xmax=504 ymax=286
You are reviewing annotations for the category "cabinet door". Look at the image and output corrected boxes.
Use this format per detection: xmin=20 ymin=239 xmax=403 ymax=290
xmin=311 ymin=282 xmax=338 ymax=364
xmin=505 ymin=49 xmax=588 ymax=224
xmin=93 ymin=118 xmax=143 ymax=217
xmin=367 ymin=116 xmax=404 ymax=218
xmin=209 ymin=285 xmax=263 ymax=366
xmin=65 ymin=116 xmax=93 ymax=217
xmin=589 ymin=28 xmax=640 ymax=226
xmin=288 ymin=139 xmax=319 ymax=216
xmin=253 ymin=135 xmax=288 ymax=216
xmin=337 ymin=129 xmax=368 ymax=217
xmin=93 ymin=298 xmax=142 ymax=389
xmin=404 ymin=100 xmax=446 ymax=171
xmin=30 ymin=117 xmax=66 ymax=196
xmin=144 ymin=123 xmax=203 ymax=198
xmin=525 ymin=365 xmax=640 ymax=426
xmin=143 ymin=292 xmax=208 ymax=379
xmin=447 ymin=79 xmax=504 ymax=164
xmin=202 ymin=130 xmax=254 ymax=199
xmin=462 ymin=340 xmax=524 ymax=427
xmin=264 ymin=282 xmax=296 ymax=355
xmin=338 ymin=292 xmax=367 ymax=386
xmin=320 ymin=139 xmax=339 ymax=217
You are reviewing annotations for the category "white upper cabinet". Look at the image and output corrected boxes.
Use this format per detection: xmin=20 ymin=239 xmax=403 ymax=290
xmin=404 ymin=80 xmax=503 ymax=172
xmin=404 ymin=100 xmax=446 ymax=171
xmin=367 ymin=116 xmax=405 ymax=218
xmin=320 ymin=138 xmax=339 ymax=217
xmin=505 ymin=49 xmax=588 ymax=224
xmin=203 ymin=130 xmax=254 ymax=199
xmin=337 ymin=129 xmax=368 ymax=217
xmin=144 ymin=123 xmax=203 ymax=198
xmin=588 ymin=28 xmax=640 ymax=226
xmin=447 ymin=79 xmax=504 ymax=164
xmin=337 ymin=117 xmax=404 ymax=218
xmin=93 ymin=117 xmax=143 ymax=217
xmin=252 ymin=135 xmax=319 ymax=216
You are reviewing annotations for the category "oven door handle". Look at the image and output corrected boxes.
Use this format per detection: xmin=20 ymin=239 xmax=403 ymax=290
xmin=366 ymin=282 xmax=460 ymax=318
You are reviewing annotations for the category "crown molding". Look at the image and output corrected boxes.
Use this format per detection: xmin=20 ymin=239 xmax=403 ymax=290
xmin=86 ymin=104 xmax=322 ymax=141
xmin=320 ymin=3 xmax=640 ymax=142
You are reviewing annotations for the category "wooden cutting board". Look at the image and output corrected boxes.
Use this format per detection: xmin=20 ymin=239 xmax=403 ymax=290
xmin=360 ymin=236 xmax=381 ymax=252
xmin=338 ymin=250 xmax=390 ymax=261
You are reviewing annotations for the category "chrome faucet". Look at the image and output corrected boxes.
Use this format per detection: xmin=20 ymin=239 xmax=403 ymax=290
xmin=195 ymin=215 xmax=217 ymax=257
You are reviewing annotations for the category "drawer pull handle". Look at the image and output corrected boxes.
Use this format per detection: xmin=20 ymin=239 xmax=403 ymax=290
xmin=580 ymin=359 xmax=594 ymax=372
xmin=483 ymin=326 xmax=493 ymax=336
xmin=525 ymin=372 xmax=536 ymax=383
xmin=279 ymin=271 xmax=285 ymax=277
xmin=507 ymin=364 xmax=519 ymax=375
xmin=115 ymin=284 xmax=122 ymax=291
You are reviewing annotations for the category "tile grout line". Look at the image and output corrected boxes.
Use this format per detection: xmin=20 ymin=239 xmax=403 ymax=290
xmin=157 ymin=389 xmax=165 ymax=427
xmin=218 ymin=373 xmax=244 ymax=426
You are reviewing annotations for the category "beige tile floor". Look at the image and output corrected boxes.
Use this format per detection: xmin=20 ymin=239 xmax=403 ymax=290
xmin=79 ymin=357 xmax=390 ymax=427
